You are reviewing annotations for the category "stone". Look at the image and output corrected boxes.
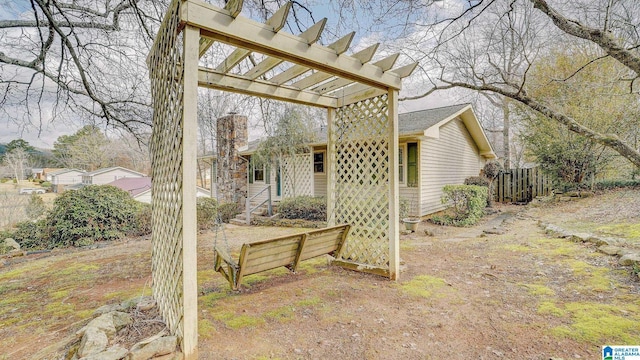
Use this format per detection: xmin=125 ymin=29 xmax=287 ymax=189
xmin=77 ymin=313 xmax=116 ymax=338
xmin=587 ymin=236 xmax=620 ymax=246
xmin=569 ymin=233 xmax=590 ymax=242
xmin=136 ymin=297 xmax=156 ymax=311
xmin=77 ymin=327 xmax=108 ymax=358
xmin=3 ymin=238 xmax=20 ymax=250
xmin=93 ymin=304 xmax=126 ymax=316
xmin=111 ymin=311 xmax=132 ymax=330
xmin=81 ymin=346 xmax=128 ymax=360
xmin=129 ymin=335 xmax=177 ymax=360
xmin=483 ymin=227 xmax=506 ymax=235
xmin=619 ymin=253 xmax=640 ymax=266
xmin=598 ymin=246 xmax=624 ymax=256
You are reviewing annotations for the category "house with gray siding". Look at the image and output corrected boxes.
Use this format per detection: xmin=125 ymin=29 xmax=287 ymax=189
xmin=204 ymin=104 xmax=494 ymax=217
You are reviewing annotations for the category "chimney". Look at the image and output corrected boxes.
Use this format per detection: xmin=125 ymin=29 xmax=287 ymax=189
xmin=216 ymin=113 xmax=248 ymax=206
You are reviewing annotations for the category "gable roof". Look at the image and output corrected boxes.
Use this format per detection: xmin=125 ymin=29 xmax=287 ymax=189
xmin=107 ymin=177 xmax=152 ymax=197
xmin=49 ymin=168 xmax=85 ymax=176
xmin=82 ymin=166 xmax=146 ymax=177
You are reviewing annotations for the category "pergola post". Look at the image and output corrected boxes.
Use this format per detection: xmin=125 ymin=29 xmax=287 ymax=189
xmin=326 ymin=107 xmax=336 ymax=227
xmin=388 ymin=89 xmax=400 ymax=280
xmin=181 ymin=24 xmax=200 ymax=360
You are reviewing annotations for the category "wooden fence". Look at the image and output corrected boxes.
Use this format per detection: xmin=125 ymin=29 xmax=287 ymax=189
xmin=494 ymin=167 xmax=552 ymax=203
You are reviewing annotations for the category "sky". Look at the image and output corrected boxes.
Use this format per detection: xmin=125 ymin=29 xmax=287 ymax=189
xmin=0 ymin=0 xmax=458 ymax=149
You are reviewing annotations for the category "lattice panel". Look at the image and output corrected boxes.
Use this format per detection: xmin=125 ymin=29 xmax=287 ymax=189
xmin=147 ymin=0 xmax=185 ymax=342
xmin=281 ymin=153 xmax=313 ymax=198
xmin=332 ymin=94 xmax=390 ymax=267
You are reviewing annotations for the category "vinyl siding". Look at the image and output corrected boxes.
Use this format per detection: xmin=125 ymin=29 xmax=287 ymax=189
xmin=85 ymin=169 xmax=144 ymax=185
xmin=247 ymin=169 xmax=279 ymax=204
xmin=420 ymin=118 xmax=485 ymax=215
xmin=52 ymin=171 xmax=83 ymax=185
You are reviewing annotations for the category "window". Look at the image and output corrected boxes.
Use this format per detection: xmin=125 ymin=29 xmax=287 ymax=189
xmin=254 ymin=165 xmax=265 ymax=182
xmin=398 ymin=145 xmax=405 ymax=183
xmin=314 ymin=151 xmax=325 ymax=173
xmin=407 ymin=142 xmax=418 ymax=187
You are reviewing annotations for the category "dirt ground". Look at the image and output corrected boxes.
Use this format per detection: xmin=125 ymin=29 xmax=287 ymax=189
xmin=1 ymin=189 xmax=640 ymax=359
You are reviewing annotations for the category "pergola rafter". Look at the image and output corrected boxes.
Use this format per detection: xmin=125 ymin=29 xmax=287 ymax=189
xmin=148 ymin=0 xmax=416 ymax=358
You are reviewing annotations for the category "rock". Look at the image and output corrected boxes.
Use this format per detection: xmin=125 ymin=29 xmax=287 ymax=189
xmin=129 ymin=335 xmax=176 ymax=360
xmin=6 ymin=249 xmax=26 ymax=258
xmin=3 ymin=238 xmax=20 ymax=250
xmin=587 ymin=236 xmax=621 ymax=246
xmin=81 ymin=346 xmax=128 ymax=360
xmin=569 ymin=233 xmax=590 ymax=242
xmin=619 ymin=253 xmax=640 ymax=266
xmin=93 ymin=304 xmax=126 ymax=316
xmin=136 ymin=297 xmax=156 ymax=311
xmin=483 ymin=227 xmax=506 ymax=235
xmin=77 ymin=313 xmax=117 ymax=338
xmin=152 ymin=352 xmax=183 ymax=360
xmin=598 ymin=245 xmax=624 ymax=256
xmin=111 ymin=311 xmax=132 ymax=330
xmin=77 ymin=327 xmax=108 ymax=358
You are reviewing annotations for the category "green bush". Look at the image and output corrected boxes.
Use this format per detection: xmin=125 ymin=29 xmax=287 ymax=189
xmin=0 ymin=178 xmax=8 ymax=183
xmin=132 ymin=203 xmax=152 ymax=236
xmin=279 ymin=196 xmax=326 ymax=221
xmin=8 ymin=220 xmax=48 ymax=250
xmin=196 ymin=197 xmax=218 ymax=230
xmin=218 ymin=202 xmax=240 ymax=223
xmin=594 ymin=179 xmax=640 ymax=190
xmin=41 ymin=181 xmax=52 ymax=190
xmin=431 ymin=185 xmax=487 ymax=227
xmin=464 ymin=176 xmax=489 ymax=187
xmin=45 ymin=185 xmax=140 ymax=247
xmin=26 ymin=193 xmax=47 ymax=219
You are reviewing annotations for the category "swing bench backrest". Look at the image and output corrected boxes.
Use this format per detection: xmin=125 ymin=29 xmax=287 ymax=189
xmin=214 ymin=224 xmax=351 ymax=290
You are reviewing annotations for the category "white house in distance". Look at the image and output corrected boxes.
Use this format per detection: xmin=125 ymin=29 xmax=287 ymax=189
xmin=107 ymin=176 xmax=211 ymax=204
xmin=50 ymin=168 xmax=85 ymax=193
xmin=82 ymin=166 xmax=146 ymax=186
xmin=227 ymin=103 xmax=496 ymax=217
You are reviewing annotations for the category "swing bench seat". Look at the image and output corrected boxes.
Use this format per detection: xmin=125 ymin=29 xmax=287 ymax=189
xmin=213 ymin=224 xmax=351 ymax=290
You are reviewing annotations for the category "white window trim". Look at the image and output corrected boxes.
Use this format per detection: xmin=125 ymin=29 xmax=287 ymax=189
xmin=313 ymin=150 xmax=326 ymax=174
xmin=253 ymin=164 xmax=266 ymax=183
xmin=398 ymin=143 xmax=407 ymax=184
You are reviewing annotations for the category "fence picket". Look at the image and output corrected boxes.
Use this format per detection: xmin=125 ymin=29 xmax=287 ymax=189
xmin=494 ymin=167 xmax=552 ymax=203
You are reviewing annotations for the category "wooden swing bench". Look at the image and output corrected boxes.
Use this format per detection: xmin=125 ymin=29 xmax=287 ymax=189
xmin=213 ymin=224 xmax=351 ymax=290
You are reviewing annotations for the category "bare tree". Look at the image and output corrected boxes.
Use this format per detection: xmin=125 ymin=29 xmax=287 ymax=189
xmin=402 ymin=0 xmax=640 ymax=167
xmin=3 ymin=148 xmax=30 ymax=181
xmin=0 ymin=1 xmax=166 ymax=138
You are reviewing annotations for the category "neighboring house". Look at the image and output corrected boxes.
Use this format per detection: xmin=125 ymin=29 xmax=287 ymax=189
xmin=41 ymin=168 xmax=64 ymax=182
xmin=237 ymin=103 xmax=496 ymax=216
xmin=50 ymin=168 xmax=85 ymax=193
xmin=107 ymin=176 xmax=210 ymax=204
xmin=81 ymin=167 xmax=146 ymax=185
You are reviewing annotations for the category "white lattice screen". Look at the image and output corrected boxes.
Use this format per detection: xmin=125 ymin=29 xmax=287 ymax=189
xmin=332 ymin=94 xmax=390 ymax=268
xmin=147 ymin=0 xmax=185 ymax=344
xmin=281 ymin=153 xmax=313 ymax=198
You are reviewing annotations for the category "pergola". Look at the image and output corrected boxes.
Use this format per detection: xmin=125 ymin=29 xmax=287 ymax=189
xmin=147 ymin=0 xmax=416 ymax=357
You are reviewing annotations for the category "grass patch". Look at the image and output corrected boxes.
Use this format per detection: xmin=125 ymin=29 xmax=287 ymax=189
xmin=211 ymin=309 xmax=265 ymax=329
xmin=55 ymin=263 xmax=100 ymax=276
xmin=401 ymin=275 xmax=452 ymax=299
xmin=44 ymin=301 xmax=75 ymax=319
xmin=295 ymin=296 xmax=322 ymax=307
xmin=265 ymin=306 xmax=295 ymax=322
xmin=551 ymin=302 xmax=640 ymax=344
xmin=200 ymin=291 xmax=229 ymax=307
xmin=49 ymin=289 xmax=70 ymax=301
xmin=198 ymin=319 xmax=216 ymax=338
xmin=521 ymin=283 xmax=555 ymax=297
xmin=500 ymin=244 xmax=531 ymax=252
xmin=538 ymin=301 xmax=565 ymax=317
xmin=564 ymin=260 xmax=614 ymax=293
xmin=596 ymin=222 xmax=640 ymax=241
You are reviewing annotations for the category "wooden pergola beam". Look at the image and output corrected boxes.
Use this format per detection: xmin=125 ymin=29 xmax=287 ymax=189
xmin=183 ymin=0 xmax=403 ymax=90
xmin=199 ymin=0 xmax=244 ymax=57
xmin=198 ymin=67 xmax=338 ymax=107
xmin=312 ymin=53 xmax=400 ymax=94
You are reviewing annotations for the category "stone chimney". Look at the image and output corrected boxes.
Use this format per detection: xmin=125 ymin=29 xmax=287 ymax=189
xmin=216 ymin=113 xmax=248 ymax=206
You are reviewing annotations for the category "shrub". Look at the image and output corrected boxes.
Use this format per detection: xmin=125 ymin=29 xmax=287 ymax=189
xmin=218 ymin=202 xmax=240 ymax=223
xmin=464 ymin=176 xmax=489 ymax=187
xmin=8 ymin=219 xmax=48 ymax=250
xmin=132 ymin=203 xmax=152 ymax=236
xmin=431 ymin=185 xmax=487 ymax=227
xmin=594 ymin=179 xmax=640 ymax=190
xmin=25 ymin=193 xmax=47 ymax=219
xmin=41 ymin=181 xmax=52 ymax=190
xmin=45 ymin=185 xmax=140 ymax=247
xmin=279 ymin=196 xmax=326 ymax=221
xmin=196 ymin=197 xmax=218 ymax=230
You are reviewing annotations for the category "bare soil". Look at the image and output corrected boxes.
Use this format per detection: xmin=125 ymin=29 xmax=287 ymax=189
xmin=1 ymin=189 xmax=639 ymax=359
